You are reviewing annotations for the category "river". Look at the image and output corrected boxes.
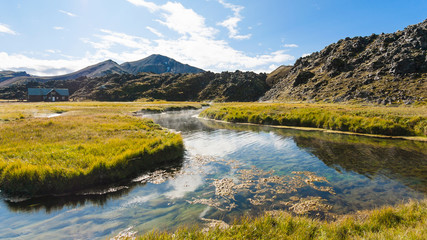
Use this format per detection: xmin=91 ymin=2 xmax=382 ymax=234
xmin=0 ymin=109 xmax=426 ymax=239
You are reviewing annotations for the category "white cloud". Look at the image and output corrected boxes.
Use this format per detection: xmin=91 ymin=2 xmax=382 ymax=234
xmin=59 ymin=10 xmax=77 ymax=17
xmin=284 ymin=44 xmax=299 ymax=48
xmin=159 ymin=2 xmax=218 ymax=39
xmin=122 ymin=0 xmax=292 ymax=72
xmin=126 ymin=0 xmax=159 ymax=12
xmin=82 ymin=29 xmax=294 ymax=73
xmin=302 ymin=53 xmax=311 ymax=57
xmin=0 ymin=23 xmax=17 ymax=35
xmin=0 ymin=52 xmax=93 ymax=76
xmin=1 ymin=1 xmax=295 ymax=76
xmin=146 ymin=26 xmax=164 ymax=38
xmin=128 ymin=0 xmax=217 ymax=39
xmin=53 ymin=26 xmax=64 ymax=30
xmin=217 ymin=0 xmax=251 ymax=40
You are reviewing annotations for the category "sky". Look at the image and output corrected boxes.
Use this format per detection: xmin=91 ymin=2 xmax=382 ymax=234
xmin=0 ymin=0 xmax=426 ymax=76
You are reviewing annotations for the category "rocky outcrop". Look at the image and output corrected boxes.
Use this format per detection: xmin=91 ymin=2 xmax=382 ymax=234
xmin=262 ymin=19 xmax=427 ymax=104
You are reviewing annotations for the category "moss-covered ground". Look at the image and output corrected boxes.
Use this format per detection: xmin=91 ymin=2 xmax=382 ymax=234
xmin=200 ymin=102 xmax=427 ymax=137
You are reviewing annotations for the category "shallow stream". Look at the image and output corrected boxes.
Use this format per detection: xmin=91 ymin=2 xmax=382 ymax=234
xmin=1 ymin=109 xmax=426 ymax=239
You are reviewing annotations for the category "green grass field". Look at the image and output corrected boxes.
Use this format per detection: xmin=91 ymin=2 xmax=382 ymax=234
xmin=0 ymin=101 xmax=197 ymax=196
xmin=200 ymin=102 xmax=427 ymax=137
xmin=138 ymin=199 xmax=427 ymax=240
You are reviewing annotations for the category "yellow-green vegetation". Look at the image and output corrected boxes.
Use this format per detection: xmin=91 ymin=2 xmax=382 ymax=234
xmin=0 ymin=101 xmax=205 ymax=122
xmin=139 ymin=199 xmax=427 ymax=240
xmin=200 ymin=103 xmax=427 ymax=137
xmin=0 ymin=101 xmax=198 ymax=195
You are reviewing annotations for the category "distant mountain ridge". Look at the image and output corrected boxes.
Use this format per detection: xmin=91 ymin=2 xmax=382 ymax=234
xmin=121 ymin=54 xmax=204 ymax=74
xmin=0 ymin=71 xmax=31 ymax=83
xmin=262 ymin=19 xmax=427 ymax=104
xmin=0 ymin=54 xmax=204 ymax=87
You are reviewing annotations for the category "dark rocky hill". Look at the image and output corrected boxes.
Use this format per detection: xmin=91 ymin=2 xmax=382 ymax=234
xmin=262 ymin=19 xmax=427 ymax=104
xmin=0 ymin=71 xmax=268 ymax=102
xmin=70 ymin=71 xmax=267 ymax=101
xmin=121 ymin=54 xmax=204 ymax=74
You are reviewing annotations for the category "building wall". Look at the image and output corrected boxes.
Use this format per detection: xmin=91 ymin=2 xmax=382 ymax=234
xmin=28 ymin=94 xmax=68 ymax=102
xmin=28 ymin=95 xmax=44 ymax=102
xmin=46 ymin=91 xmax=68 ymax=101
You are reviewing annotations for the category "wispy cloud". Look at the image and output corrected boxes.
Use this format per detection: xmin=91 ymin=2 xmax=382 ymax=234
xmin=0 ymin=23 xmax=17 ymax=35
xmin=46 ymin=49 xmax=61 ymax=54
xmin=53 ymin=26 xmax=64 ymax=30
xmin=146 ymin=26 xmax=164 ymax=38
xmin=284 ymin=44 xmax=299 ymax=48
xmin=127 ymin=0 xmax=159 ymax=12
xmin=217 ymin=0 xmax=251 ymax=40
xmin=82 ymin=29 xmax=151 ymax=50
xmin=59 ymin=9 xmax=77 ymax=17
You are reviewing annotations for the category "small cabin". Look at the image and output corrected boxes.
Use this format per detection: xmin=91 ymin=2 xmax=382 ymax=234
xmin=28 ymin=88 xmax=69 ymax=102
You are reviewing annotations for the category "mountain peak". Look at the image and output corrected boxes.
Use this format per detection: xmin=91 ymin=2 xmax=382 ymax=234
xmin=120 ymin=55 xmax=204 ymax=74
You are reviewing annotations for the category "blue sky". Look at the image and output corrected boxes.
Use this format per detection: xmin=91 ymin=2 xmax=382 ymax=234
xmin=0 ymin=0 xmax=426 ymax=76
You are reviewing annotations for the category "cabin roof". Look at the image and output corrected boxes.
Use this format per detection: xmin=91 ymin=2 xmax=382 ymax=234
xmin=28 ymin=88 xmax=69 ymax=96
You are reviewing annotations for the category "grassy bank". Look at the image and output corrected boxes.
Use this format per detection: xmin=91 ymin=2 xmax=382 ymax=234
xmin=0 ymin=101 xmax=206 ymax=122
xmin=200 ymin=103 xmax=427 ymax=137
xmin=0 ymin=102 xmax=189 ymax=196
xmin=138 ymin=199 xmax=427 ymax=239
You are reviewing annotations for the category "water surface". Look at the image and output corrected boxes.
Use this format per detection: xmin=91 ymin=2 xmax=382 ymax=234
xmin=0 ymin=109 xmax=426 ymax=239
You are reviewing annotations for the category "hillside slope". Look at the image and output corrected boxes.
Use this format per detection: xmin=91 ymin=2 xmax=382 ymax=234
xmin=70 ymin=71 xmax=267 ymax=101
xmin=0 ymin=71 xmax=30 ymax=83
xmin=263 ymin=19 xmax=427 ymax=104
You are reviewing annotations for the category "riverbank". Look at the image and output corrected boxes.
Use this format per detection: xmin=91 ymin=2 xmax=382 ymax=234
xmin=137 ymin=199 xmax=427 ymax=239
xmin=0 ymin=101 xmax=206 ymax=122
xmin=0 ymin=101 xmax=195 ymax=196
xmin=200 ymin=103 xmax=427 ymax=138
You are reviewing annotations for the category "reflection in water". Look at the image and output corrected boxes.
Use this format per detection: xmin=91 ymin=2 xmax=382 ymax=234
xmin=4 ymin=157 xmax=184 ymax=213
xmin=292 ymin=135 xmax=427 ymax=193
xmin=201 ymin=119 xmax=427 ymax=194
xmin=5 ymin=186 xmax=132 ymax=214
xmin=0 ymin=109 xmax=426 ymax=239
